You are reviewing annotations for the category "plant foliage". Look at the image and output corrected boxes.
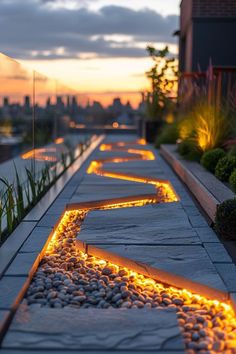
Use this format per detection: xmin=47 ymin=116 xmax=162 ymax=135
xmin=215 ymin=199 xmax=236 ymax=240
xmin=215 ymin=156 xmax=236 ymax=181
xmin=200 ymin=148 xmax=226 ymax=173
xmin=229 ymin=170 xmax=236 ymax=193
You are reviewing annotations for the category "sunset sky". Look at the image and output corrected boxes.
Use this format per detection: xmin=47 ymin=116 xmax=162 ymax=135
xmin=1 ymin=0 xmax=180 ymax=107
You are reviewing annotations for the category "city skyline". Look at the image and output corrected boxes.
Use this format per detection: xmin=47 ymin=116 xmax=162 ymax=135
xmin=0 ymin=0 xmax=180 ymax=106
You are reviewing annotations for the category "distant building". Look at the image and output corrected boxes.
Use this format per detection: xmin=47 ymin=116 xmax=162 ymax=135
xmin=24 ymin=95 xmax=30 ymax=109
xmin=3 ymin=97 xmax=9 ymax=107
xmin=179 ymin=0 xmax=236 ymax=72
xmin=56 ymin=96 xmax=64 ymax=110
xmin=109 ymin=98 xmax=123 ymax=115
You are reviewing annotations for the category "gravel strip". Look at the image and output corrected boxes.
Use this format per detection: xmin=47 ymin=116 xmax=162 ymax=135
xmin=25 ymin=210 xmax=236 ymax=354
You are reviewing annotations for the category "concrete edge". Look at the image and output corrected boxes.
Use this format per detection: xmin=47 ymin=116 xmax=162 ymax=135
xmin=160 ymin=144 xmax=218 ymax=221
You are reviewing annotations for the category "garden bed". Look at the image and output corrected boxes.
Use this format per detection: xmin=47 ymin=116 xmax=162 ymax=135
xmin=0 ymin=135 xmax=104 ymax=277
xmin=161 ymin=144 xmax=235 ymax=222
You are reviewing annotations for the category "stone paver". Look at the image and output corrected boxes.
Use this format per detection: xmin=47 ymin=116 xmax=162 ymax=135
xmin=20 ymin=227 xmax=52 ymax=254
xmin=5 ymin=253 xmax=40 ymax=277
xmin=71 ymin=183 xmax=155 ymax=203
xmin=194 ymin=227 xmax=220 ymax=243
xmin=0 ymin=276 xmax=29 ymax=311
xmin=75 ymin=136 xmax=230 ymax=301
xmin=2 ymin=306 xmax=184 ymax=352
xmin=203 ymin=242 xmax=232 ymax=263
xmin=215 ymin=263 xmax=236 ymax=292
xmin=1 ymin=134 xmax=234 ymax=353
xmin=0 ymin=222 xmax=37 ymax=278
xmin=87 ymin=243 xmax=227 ymax=300
xmin=78 ymin=204 xmax=200 ymax=245
xmin=37 ymin=213 xmax=61 ymax=228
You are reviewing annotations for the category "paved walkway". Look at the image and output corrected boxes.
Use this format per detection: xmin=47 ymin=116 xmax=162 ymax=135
xmin=1 ymin=134 xmax=235 ymax=354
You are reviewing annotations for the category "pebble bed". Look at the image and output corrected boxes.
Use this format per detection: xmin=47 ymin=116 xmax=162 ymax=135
xmin=25 ymin=210 xmax=236 ymax=354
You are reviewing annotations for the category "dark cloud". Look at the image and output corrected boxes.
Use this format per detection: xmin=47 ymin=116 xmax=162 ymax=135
xmin=0 ymin=0 xmax=178 ymax=59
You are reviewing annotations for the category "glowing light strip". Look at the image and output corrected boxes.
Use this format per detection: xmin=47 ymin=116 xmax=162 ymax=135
xmin=55 ymin=137 xmax=64 ymax=144
xmin=39 ymin=139 xmax=236 ymax=350
xmin=21 ymin=147 xmax=57 ymax=162
xmin=44 ymin=210 xmax=236 ymax=351
xmin=87 ymin=141 xmax=178 ymax=203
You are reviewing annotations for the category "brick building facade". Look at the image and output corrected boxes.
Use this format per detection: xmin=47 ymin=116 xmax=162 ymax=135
xmin=179 ymin=0 xmax=236 ymax=73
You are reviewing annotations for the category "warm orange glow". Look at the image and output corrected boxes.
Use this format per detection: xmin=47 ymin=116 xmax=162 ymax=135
xmin=137 ymin=138 xmax=146 ymax=145
xmin=87 ymin=160 xmax=101 ymax=174
xmin=112 ymin=122 xmax=119 ymax=128
xmin=165 ymin=113 xmax=174 ymax=124
xmin=70 ymin=121 xmax=76 ymax=128
xmin=87 ymin=141 xmax=178 ymax=202
xmin=98 ymin=197 xmax=157 ymax=210
xmin=54 ymin=137 xmax=64 ymax=144
xmin=127 ymin=148 xmax=155 ymax=160
xmin=25 ymin=138 xmax=236 ymax=353
xmin=42 ymin=209 xmax=236 ymax=353
xmin=179 ymin=118 xmax=194 ymax=140
xmin=21 ymin=147 xmax=57 ymax=162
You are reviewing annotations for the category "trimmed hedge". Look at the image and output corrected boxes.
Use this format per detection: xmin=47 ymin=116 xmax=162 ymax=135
xmin=215 ymin=199 xmax=236 ymax=240
xmin=200 ymin=148 xmax=226 ymax=173
xmin=229 ymin=146 xmax=236 ymax=157
xmin=229 ymin=170 xmax=236 ymax=193
xmin=215 ymin=156 xmax=236 ymax=182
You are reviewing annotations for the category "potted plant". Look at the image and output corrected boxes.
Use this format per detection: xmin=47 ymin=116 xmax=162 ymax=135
xmin=143 ymin=46 xmax=178 ymax=143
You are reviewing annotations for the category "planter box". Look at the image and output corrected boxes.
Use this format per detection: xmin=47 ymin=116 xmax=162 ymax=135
xmin=161 ymin=144 xmax=235 ymax=222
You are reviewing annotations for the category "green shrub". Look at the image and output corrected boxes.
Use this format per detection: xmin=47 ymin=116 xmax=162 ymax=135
xmin=215 ymin=199 xmax=236 ymax=240
xmin=155 ymin=123 xmax=179 ymax=148
xmin=228 ymin=146 xmax=236 ymax=157
xmin=215 ymin=156 xmax=236 ymax=181
xmin=200 ymin=148 xmax=226 ymax=173
xmin=177 ymin=139 xmax=202 ymax=162
xmin=229 ymin=170 xmax=236 ymax=193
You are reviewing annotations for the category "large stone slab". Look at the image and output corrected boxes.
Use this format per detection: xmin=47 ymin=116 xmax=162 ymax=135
xmin=78 ymin=204 xmax=200 ymax=245
xmin=3 ymin=306 xmax=184 ymax=352
xmin=102 ymin=166 xmax=166 ymax=179
xmin=96 ymin=150 xmax=141 ymax=159
xmin=104 ymin=135 xmax=138 ymax=143
xmin=86 ymin=244 xmax=227 ymax=301
xmin=103 ymin=159 xmax=163 ymax=170
xmin=78 ymin=174 xmax=149 ymax=186
xmin=71 ymin=183 xmax=156 ymax=203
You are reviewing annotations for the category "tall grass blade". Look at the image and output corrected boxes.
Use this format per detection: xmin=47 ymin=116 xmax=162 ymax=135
xmin=0 ymin=178 xmax=15 ymax=234
xmin=25 ymin=168 xmax=37 ymax=205
xmin=13 ymin=162 xmax=24 ymax=221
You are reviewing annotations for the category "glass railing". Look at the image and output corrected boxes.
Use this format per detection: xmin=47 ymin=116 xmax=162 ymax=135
xmin=0 ymin=52 xmax=92 ymax=243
